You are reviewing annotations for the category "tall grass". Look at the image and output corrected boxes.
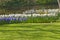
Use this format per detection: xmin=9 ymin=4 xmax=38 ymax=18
xmin=23 ymin=16 xmax=58 ymax=23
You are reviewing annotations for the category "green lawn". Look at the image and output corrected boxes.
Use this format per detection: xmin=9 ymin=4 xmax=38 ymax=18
xmin=0 ymin=23 xmax=60 ymax=40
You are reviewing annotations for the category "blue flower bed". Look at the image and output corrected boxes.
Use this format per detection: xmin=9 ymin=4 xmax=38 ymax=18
xmin=0 ymin=17 xmax=27 ymax=24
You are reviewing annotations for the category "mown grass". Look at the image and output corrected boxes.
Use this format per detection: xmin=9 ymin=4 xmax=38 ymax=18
xmin=0 ymin=23 xmax=60 ymax=40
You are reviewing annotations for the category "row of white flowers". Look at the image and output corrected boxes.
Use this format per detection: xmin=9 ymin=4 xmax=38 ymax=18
xmin=0 ymin=9 xmax=59 ymax=18
xmin=23 ymin=9 xmax=59 ymax=14
xmin=0 ymin=14 xmax=57 ymax=18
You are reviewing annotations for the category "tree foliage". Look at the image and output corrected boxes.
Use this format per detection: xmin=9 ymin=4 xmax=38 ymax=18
xmin=36 ymin=0 xmax=57 ymax=5
xmin=1 ymin=0 xmax=58 ymax=10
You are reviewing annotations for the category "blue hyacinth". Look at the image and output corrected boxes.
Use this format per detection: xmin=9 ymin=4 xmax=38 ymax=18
xmin=0 ymin=17 xmax=27 ymax=24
